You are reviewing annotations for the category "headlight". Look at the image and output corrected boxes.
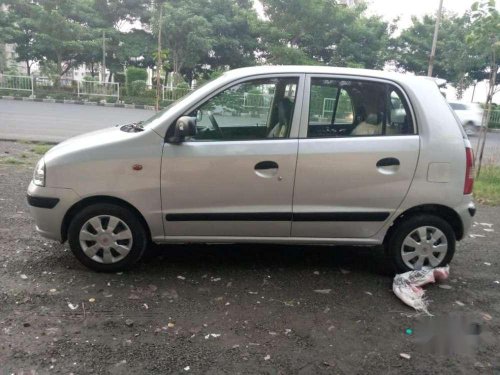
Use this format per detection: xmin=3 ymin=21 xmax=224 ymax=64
xmin=33 ymin=159 xmax=45 ymax=187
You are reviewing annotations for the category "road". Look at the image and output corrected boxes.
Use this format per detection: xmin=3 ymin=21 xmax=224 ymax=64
xmin=1 ymin=100 xmax=500 ymax=163
xmin=0 ymin=100 xmax=155 ymax=143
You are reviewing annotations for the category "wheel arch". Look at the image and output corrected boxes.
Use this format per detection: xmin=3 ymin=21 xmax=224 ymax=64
xmin=384 ymin=204 xmax=464 ymax=244
xmin=61 ymin=195 xmax=151 ymax=243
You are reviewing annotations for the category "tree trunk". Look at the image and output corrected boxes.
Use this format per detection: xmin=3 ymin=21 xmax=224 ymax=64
xmin=26 ymin=60 xmax=31 ymax=76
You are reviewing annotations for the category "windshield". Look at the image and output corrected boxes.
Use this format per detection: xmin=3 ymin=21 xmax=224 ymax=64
xmin=139 ymin=76 xmax=221 ymax=128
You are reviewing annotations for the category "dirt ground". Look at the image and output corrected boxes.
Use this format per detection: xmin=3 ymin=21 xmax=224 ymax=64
xmin=1 ymin=140 xmax=499 ymax=374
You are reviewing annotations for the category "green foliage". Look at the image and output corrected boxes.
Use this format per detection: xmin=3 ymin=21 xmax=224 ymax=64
xmin=30 ymin=144 xmax=52 ymax=155
xmin=260 ymin=0 xmax=390 ymax=69
xmin=474 ymin=165 xmax=500 ymax=205
xmin=128 ymin=80 xmax=147 ymax=96
xmin=126 ymin=67 xmax=148 ymax=84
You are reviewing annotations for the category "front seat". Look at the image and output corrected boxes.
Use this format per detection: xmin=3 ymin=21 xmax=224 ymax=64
xmin=268 ymin=98 xmax=294 ymax=138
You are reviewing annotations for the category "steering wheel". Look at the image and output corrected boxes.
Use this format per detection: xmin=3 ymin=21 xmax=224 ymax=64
xmin=207 ymin=111 xmax=223 ymax=138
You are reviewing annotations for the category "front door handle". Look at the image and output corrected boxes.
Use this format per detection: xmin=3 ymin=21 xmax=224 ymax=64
xmin=254 ymin=161 xmax=279 ymax=178
xmin=376 ymin=157 xmax=400 ymax=175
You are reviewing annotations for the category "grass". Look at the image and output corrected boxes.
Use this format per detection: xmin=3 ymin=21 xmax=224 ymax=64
xmin=474 ymin=165 xmax=500 ymax=205
xmin=30 ymin=143 xmax=53 ymax=155
xmin=0 ymin=157 xmax=28 ymax=165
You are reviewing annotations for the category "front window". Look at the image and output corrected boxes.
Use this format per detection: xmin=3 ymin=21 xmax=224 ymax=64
xmin=182 ymin=77 xmax=299 ymax=141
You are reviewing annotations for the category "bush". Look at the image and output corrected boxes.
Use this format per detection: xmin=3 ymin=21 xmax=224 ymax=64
xmin=115 ymin=72 xmax=126 ymax=85
xmin=128 ymin=80 xmax=147 ymax=97
xmin=82 ymin=75 xmax=98 ymax=82
xmin=126 ymin=67 xmax=147 ymax=85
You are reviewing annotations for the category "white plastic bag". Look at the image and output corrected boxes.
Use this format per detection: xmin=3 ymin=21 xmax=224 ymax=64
xmin=393 ymin=266 xmax=449 ymax=315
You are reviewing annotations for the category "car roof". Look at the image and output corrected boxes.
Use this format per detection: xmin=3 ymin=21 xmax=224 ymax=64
xmin=223 ymin=65 xmax=436 ymax=86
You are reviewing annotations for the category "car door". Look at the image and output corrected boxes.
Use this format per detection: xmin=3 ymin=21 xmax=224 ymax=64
xmin=291 ymin=74 xmax=420 ymax=238
xmin=161 ymin=74 xmax=304 ymax=238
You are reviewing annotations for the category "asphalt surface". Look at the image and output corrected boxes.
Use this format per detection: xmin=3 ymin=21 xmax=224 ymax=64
xmin=0 ymin=100 xmax=155 ymax=143
xmin=1 ymin=141 xmax=500 ymax=374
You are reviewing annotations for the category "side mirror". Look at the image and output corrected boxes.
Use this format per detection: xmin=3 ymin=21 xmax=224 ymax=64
xmin=169 ymin=116 xmax=197 ymax=143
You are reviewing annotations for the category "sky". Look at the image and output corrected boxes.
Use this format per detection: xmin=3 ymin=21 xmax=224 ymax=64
xmin=366 ymin=0 xmax=480 ymax=27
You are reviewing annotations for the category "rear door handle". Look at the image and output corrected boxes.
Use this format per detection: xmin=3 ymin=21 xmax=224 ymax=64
xmin=254 ymin=161 xmax=279 ymax=178
xmin=255 ymin=161 xmax=279 ymax=170
xmin=376 ymin=157 xmax=400 ymax=167
xmin=376 ymin=157 xmax=400 ymax=175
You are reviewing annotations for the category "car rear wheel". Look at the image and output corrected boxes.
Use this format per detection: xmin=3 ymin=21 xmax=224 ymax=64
xmin=386 ymin=214 xmax=456 ymax=273
xmin=68 ymin=203 xmax=148 ymax=272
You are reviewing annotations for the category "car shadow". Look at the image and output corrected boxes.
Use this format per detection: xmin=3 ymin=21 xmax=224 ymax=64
xmin=140 ymin=243 xmax=394 ymax=277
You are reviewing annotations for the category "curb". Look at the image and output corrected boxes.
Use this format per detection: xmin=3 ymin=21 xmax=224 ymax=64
xmin=0 ymin=95 xmax=159 ymax=111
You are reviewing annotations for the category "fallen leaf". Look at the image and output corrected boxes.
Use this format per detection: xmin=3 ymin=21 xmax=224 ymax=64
xmin=484 ymin=262 xmax=491 ymax=266
xmin=167 ymin=322 xmax=175 ymax=328
xmin=20 ymin=274 xmax=28 ymax=280
xmin=400 ymin=353 xmax=411 ymax=360
xmin=264 ymin=354 xmax=271 ymax=361
xmin=184 ymin=366 xmax=190 ymax=371
xmin=438 ymin=284 xmax=452 ymax=290
xmin=88 ymin=298 xmax=95 ymax=303
xmin=68 ymin=303 xmax=78 ymax=310
xmin=482 ymin=313 xmax=492 ymax=321
xmin=455 ymin=301 xmax=465 ymax=307
xmin=177 ymin=275 xmax=186 ymax=280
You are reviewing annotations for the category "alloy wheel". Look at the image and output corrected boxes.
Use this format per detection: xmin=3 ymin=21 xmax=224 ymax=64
xmin=400 ymin=226 xmax=448 ymax=270
xmin=79 ymin=215 xmax=133 ymax=264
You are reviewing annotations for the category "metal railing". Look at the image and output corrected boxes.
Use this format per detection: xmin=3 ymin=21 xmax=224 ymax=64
xmin=78 ymin=80 xmax=120 ymax=100
xmin=162 ymin=85 xmax=192 ymax=102
xmin=0 ymin=74 xmax=34 ymax=96
xmin=490 ymin=110 xmax=500 ymax=128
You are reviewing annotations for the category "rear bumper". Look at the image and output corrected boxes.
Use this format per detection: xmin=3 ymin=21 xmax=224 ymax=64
xmin=27 ymin=182 xmax=80 ymax=242
xmin=455 ymin=195 xmax=475 ymax=240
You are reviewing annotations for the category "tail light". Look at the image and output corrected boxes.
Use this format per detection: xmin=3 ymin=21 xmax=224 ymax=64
xmin=464 ymin=147 xmax=474 ymax=194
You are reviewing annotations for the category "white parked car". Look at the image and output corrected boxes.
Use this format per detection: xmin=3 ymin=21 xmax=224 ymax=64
xmin=27 ymin=66 xmax=476 ymax=273
xmin=449 ymin=102 xmax=484 ymax=136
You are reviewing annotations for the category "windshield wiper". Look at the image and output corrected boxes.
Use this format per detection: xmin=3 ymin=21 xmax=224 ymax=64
xmin=120 ymin=121 xmax=144 ymax=133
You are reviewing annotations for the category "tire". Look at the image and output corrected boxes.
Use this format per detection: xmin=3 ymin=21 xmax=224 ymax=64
xmin=386 ymin=214 xmax=456 ymax=274
xmin=68 ymin=203 xmax=148 ymax=272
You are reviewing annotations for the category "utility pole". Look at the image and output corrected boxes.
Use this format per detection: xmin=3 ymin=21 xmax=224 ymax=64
xmin=155 ymin=3 xmax=163 ymax=111
xmin=428 ymin=0 xmax=444 ymax=77
xmin=102 ymin=30 xmax=106 ymax=82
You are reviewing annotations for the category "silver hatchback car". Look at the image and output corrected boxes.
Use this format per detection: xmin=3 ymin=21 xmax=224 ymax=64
xmin=27 ymin=66 xmax=476 ymax=273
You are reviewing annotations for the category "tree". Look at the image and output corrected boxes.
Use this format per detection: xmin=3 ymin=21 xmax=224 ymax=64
xmin=467 ymin=0 xmax=500 ymax=175
xmin=3 ymin=0 xmax=102 ymax=79
xmin=393 ymin=12 xmax=485 ymax=96
xmin=259 ymin=0 xmax=390 ymax=69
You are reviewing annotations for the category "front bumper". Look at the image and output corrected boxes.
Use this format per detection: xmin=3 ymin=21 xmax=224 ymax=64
xmin=27 ymin=181 xmax=80 ymax=242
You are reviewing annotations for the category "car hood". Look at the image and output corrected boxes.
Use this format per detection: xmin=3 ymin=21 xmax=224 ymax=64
xmin=43 ymin=125 xmax=160 ymax=166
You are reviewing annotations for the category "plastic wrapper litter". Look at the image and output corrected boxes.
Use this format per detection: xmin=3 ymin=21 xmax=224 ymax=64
xmin=393 ymin=266 xmax=449 ymax=315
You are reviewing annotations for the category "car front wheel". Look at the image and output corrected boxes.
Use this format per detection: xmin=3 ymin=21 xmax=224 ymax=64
xmin=386 ymin=214 xmax=456 ymax=273
xmin=68 ymin=203 xmax=148 ymax=272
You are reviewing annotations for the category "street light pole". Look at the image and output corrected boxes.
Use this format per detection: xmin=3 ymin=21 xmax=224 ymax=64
xmin=102 ymin=30 xmax=106 ymax=82
xmin=428 ymin=0 xmax=444 ymax=77
xmin=155 ymin=3 xmax=163 ymax=112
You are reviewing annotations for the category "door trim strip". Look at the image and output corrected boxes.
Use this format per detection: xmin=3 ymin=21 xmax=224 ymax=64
xmin=166 ymin=212 xmax=390 ymax=222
